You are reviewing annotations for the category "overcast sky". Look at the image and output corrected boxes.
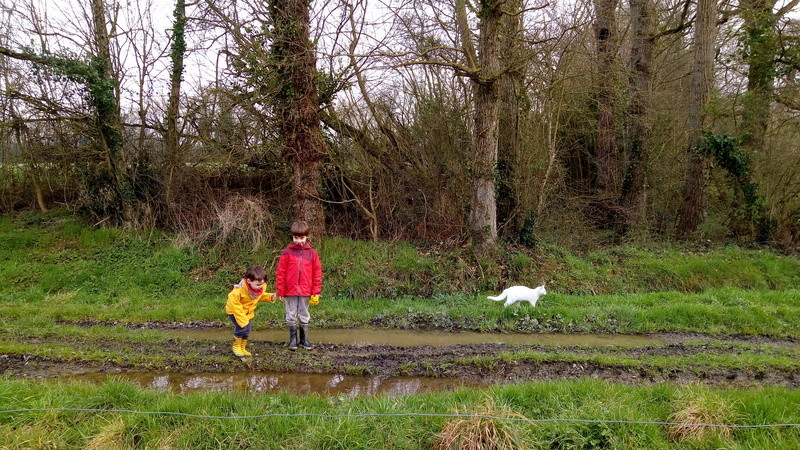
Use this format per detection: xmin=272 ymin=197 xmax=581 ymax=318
xmin=2 ymin=0 xmax=796 ymax=117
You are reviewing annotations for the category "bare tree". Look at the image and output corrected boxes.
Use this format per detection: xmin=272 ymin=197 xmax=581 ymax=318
xmin=456 ymin=0 xmax=505 ymax=246
xmin=324 ymin=0 xmax=531 ymax=244
xmin=0 ymin=0 xmax=132 ymax=223
xmin=497 ymin=0 xmax=527 ymax=237
xmin=164 ymin=0 xmax=187 ymax=205
xmin=89 ymin=0 xmax=131 ymax=222
xmin=677 ymin=0 xmax=717 ymax=237
xmin=269 ymin=0 xmax=327 ymax=235
xmin=620 ymin=0 xmax=693 ymax=233
xmin=591 ymin=0 xmax=622 ymax=227
xmin=618 ymin=0 xmax=655 ymax=232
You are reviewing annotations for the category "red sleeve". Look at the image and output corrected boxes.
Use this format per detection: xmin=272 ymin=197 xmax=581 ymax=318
xmin=276 ymin=253 xmax=288 ymax=297
xmin=312 ymin=250 xmax=323 ymax=295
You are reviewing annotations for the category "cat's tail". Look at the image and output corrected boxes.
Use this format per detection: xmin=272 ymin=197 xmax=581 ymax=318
xmin=487 ymin=291 xmax=507 ymax=301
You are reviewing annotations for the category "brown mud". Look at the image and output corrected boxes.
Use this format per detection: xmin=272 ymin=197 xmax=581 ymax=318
xmin=2 ymin=323 xmax=799 ymax=390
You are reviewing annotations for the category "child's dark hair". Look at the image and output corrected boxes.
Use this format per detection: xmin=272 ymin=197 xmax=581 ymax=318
xmin=290 ymin=221 xmax=310 ymax=237
xmin=245 ymin=265 xmax=267 ymax=281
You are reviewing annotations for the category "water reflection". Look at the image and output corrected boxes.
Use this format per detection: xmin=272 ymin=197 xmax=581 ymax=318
xmin=73 ymin=372 xmax=483 ymax=397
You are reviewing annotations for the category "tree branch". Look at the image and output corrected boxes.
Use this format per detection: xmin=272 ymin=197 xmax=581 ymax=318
xmin=776 ymin=93 xmax=800 ymax=111
xmin=455 ymin=0 xmax=477 ymax=69
xmin=649 ymin=0 xmax=693 ymax=41
xmin=5 ymin=90 xmax=84 ymax=118
xmin=0 ymin=116 xmax=87 ymax=128
xmin=777 ymin=0 xmax=800 ymax=18
xmin=385 ymin=58 xmax=480 ymax=79
xmin=0 ymin=45 xmax=50 ymax=64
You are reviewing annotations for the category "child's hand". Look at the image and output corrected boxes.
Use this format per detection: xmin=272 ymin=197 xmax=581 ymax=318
xmin=309 ymin=295 xmax=319 ymax=306
xmin=278 ymin=296 xmax=284 ymax=303
xmin=260 ymin=293 xmax=276 ymax=303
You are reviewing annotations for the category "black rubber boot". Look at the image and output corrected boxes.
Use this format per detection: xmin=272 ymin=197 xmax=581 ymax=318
xmin=288 ymin=326 xmax=298 ymax=351
xmin=299 ymin=325 xmax=314 ymax=350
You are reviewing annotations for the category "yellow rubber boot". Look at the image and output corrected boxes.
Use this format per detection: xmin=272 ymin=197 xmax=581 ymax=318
xmin=232 ymin=338 xmax=245 ymax=357
xmin=240 ymin=339 xmax=252 ymax=356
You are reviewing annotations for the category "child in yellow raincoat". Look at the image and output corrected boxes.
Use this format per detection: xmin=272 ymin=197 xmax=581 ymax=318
xmin=225 ymin=265 xmax=274 ymax=356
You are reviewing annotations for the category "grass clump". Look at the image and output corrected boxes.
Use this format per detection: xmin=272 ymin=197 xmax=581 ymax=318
xmin=668 ymin=387 xmax=738 ymax=443
xmin=434 ymin=399 xmax=528 ymax=450
xmin=84 ymin=417 xmax=127 ymax=450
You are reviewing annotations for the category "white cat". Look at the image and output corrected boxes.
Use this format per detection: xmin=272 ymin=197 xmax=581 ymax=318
xmin=487 ymin=285 xmax=546 ymax=307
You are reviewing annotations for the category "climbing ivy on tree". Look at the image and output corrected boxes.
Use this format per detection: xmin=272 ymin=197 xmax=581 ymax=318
xmin=694 ymin=132 xmax=773 ymax=242
xmin=22 ymin=47 xmax=129 ymax=222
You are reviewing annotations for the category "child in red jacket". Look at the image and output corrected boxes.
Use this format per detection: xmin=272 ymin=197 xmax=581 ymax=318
xmin=276 ymin=221 xmax=323 ymax=350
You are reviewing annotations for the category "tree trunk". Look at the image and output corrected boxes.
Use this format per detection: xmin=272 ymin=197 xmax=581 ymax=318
xmin=269 ymin=0 xmax=327 ymax=236
xmin=164 ymin=0 xmax=186 ymax=205
xmin=592 ymin=0 xmax=621 ymax=227
xmin=496 ymin=0 xmax=525 ymax=237
xmin=677 ymin=0 xmax=717 ymax=237
xmin=468 ymin=0 xmax=503 ymax=247
xmin=90 ymin=0 xmax=130 ymax=223
xmin=619 ymin=0 xmax=654 ymax=232
xmin=740 ymin=0 xmax=777 ymax=155
xmin=10 ymin=119 xmax=48 ymax=212
xmin=725 ymin=0 xmax=775 ymax=241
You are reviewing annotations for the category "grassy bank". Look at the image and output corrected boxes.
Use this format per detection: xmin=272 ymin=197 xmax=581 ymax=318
xmin=2 ymin=211 xmax=799 ymax=299
xmin=1 ymin=211 xmax=799 ymax=337
xmin=1 ymin=378 xmax=799 ymax=449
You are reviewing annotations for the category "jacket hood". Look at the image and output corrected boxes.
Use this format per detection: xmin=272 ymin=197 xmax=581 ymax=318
xmin=236 ymin=278 xmax=264 ymax=297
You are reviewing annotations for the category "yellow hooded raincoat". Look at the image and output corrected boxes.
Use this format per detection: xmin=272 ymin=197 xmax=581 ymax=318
xmin=225 ymin=279 xmax=273 ymax=327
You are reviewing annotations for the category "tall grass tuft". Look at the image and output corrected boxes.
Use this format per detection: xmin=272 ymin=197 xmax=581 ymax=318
xmin=85 ymin=417 xmax=127 ymax=450
xmin=667 ymin=387 xmax=738 ymax=442
xmin=434 ymin=398 xmax=527 ymax=450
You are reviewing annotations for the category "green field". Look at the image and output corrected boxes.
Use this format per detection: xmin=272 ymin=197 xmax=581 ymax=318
xmin=1 ymin=211 xmax=799 ymax=448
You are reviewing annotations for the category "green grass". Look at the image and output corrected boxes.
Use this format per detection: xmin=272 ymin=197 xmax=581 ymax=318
xmin=546 ymin=244 xmax=800 ymax=294
xmin=310 ymin=288 xmax=800 ymax=337
xmin=456 ymin=342 xmax=800 ymax=373
xmin=1 ymin=211 xmax=800 ymax=448
xmin=3 ymin=212 xmax=799 ymax=299
xmin=1 ymin=212 xmax=799 ymax=337
xmin=0 ymin=378 xmax=798 ymax=449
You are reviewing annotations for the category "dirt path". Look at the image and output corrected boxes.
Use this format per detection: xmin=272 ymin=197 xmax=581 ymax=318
xmin=2 ymin=325 xmax=799 ymax=388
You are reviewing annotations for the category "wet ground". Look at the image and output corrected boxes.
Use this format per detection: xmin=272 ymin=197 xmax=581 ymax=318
xmin=173 ymin=328 xmax=666 ymax=347
xmin=70 ymin=371 xmax=487 ymax=397
xmin=3 ymin=325 xmax=799 ymax=396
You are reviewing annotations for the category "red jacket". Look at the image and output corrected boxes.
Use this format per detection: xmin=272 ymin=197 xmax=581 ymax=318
xmin=276 ymin=242 xmax=322 ymax=297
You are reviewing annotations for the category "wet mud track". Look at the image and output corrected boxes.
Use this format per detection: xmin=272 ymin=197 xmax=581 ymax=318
xmin=2 ymin=325 xmax=799 ymax=388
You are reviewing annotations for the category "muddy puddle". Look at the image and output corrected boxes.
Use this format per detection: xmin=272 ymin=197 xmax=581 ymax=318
xmin=173 ymin=328 xmax=664 ymax=347
xmin=71 ymin=372 xmax=486 ymax=397
xmin=59 ymin=331 xmax=659 ymax=396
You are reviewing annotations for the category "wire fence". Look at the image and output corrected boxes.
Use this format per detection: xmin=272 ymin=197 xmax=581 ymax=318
xmin=1 ymin=408 xmax=798 ymax=428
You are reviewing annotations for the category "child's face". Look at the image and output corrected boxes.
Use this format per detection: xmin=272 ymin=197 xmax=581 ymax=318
xmin=247 ymin=278 xmax=265 ymax=290
xmin=292 ymin=235 xmax=308 ymax=244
